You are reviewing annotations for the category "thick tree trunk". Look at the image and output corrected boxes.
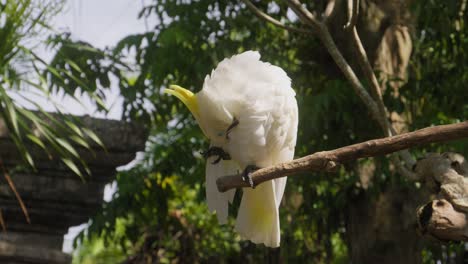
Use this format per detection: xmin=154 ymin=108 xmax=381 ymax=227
xmin=346 ymin=187 xmax=426 ymax=263
xmin=327 ymin=0 xmax=423 ymax=262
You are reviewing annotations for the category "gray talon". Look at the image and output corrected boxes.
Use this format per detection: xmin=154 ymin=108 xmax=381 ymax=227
xmin=201 ymin=146 xmax=231 ymax=164
xmin=226 ymin=117 xmax=239 ymax=140
xmin=242 ymin=165 xmax=259 ymax=188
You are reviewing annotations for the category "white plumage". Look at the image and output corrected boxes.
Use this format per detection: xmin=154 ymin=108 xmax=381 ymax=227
xmin=197 ymin=51 xmax=298 ymax=247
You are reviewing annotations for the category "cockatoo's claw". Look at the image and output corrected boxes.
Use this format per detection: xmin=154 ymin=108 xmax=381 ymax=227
xmin=212 ymin=156 xmax=222 ymax=164
xmin=201 ymin=146 xmax=231 ymax=164
xmin=226 ymin=117 xmax=239 ymax=140
xmin=241 ymin=165 xmax=259 ymax=189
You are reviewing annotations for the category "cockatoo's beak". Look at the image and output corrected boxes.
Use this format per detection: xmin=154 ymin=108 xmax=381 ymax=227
xmin=164 ymin=85 xmax=200 ymax=119
xmin=165 ymin=85 xmax=206 ymax=135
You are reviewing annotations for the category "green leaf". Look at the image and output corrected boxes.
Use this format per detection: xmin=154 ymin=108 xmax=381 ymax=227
xmin=61 ymin=158 xmax=83 ymax=180
xmin=56 ymin=138 xmax=79 ymax=158
xmin=6 ymin=101 xmax=19 ymax=135
xmin=24 ymin=151 xmax=34 ymax=168
xmin=65 ymin=120 xmax=84 ymax=137
xmin=70 ymin=135 xmax=91 ymax=150
xmin=83 ymin=128 xmax=106 ymax=150
xmin=26 ymin=134 xmax=46 ymax=150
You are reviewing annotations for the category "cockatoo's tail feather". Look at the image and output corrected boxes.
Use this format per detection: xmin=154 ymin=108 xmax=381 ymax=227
xmin=235 ymin=180 xmax=281 ymax=247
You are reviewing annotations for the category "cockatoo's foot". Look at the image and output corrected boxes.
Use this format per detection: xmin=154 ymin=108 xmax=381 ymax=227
xmin=226 ymin=117 xmax=239 ymax=140
xmin=201 ymin=146 xmax=231 ymax=164
xmin=242 ymin=165 xmax=259 ymax=188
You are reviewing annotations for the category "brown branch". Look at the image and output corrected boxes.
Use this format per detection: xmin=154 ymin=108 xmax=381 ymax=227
xmin=455 ymin=0 xmax=467 ymax=31
xmin=288 ymin=0 xmax=417 ymax=173
xmin=418 ymin=199 xmax=468 ymax=242
xmin=344 ymin=0 xmax=389 ymax=133
xmin=323 ymin=0 xmax=336 ymax=22
xmin=0 ymin=160 xmax=30 ymax=224
xmin=320 ymin=27 xmax=389 ymax=130
xmin=416 ymin=152 xmax=468 ymax=241
xmin=285 ymin=0 xmax=386 ymax=130
xmin=342 ymin=0 xmax=417 ymax=170
xmin=344 ymin=0 xmax=359 ymax=29
xmin=241 ymin=0 xmax=312 ymax=35
xmin=285 ymin=0 xmax=321 ymax=31
xmin=0 ymin=209 xmax=5 ymax=232
xmin=350 ymin=27 xmax=386 ymax=117
xmin=217 ymin=121 xmax=468 ymax=192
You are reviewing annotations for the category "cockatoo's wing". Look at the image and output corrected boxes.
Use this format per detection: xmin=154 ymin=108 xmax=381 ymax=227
xmin=205 ymin=155 xmax=238 ymax=224
xmin=234 ymin=98 xmax=297 ymax=248
xmin=270 ymin=94 xmax=298 ymax=205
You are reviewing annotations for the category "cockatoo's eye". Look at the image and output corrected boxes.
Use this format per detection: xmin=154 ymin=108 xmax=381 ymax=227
xmin=216 ymin=131 xmax=224 ymax=137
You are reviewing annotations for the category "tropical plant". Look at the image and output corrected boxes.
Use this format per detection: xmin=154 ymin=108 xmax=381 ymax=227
xmin=0 ymin=0 xmax=127 ymax=178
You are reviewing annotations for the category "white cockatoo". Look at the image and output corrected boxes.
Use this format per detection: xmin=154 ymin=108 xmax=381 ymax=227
xmin=165 ymin=51 xmax=298 ymax=247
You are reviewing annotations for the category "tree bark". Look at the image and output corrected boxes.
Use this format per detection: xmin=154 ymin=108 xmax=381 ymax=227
xmin=217 ymin=122 xmax=468 ymax=191
xmin=346 ymin=187 xmax=425 ymax=264
xmin=337 ymin=1 xmax=423 ymax=262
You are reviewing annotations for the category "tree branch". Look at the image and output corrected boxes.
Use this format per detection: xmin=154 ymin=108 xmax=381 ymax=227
xmin=287 ymin=0 xmax=418 ymax=176
xmin=323 ymin=0 xmax=337 ymax=22
xmin=343 ymin=0 xmax=418 ymax=170
xmin=344 ymin=0 xmax=390 ymax=134
xmin=344 ymin=0 xmax=359 ymax=29
xmin=342 ymin=3 xmax=409 ymax=136
xmin=217 ymin=121 xmax=468 ymax=192
xmin=342 ymin=0 xmax=416 ymax=172
xmin=241 ymin=0 xmax=312 ymax=35
xmin=416 ymin=152 xmax=468 ymax=241
xmin=285 ymin=0 xmax=386 ymax=130
xmin=285 ymin=0 xmax=322 ymax=31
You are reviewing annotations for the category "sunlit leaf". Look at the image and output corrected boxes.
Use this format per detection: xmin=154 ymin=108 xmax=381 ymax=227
xmin=61 ymin=158 xmax=83 ymax=180
xmin=83 ymin=127 xmax=106 ymax=149
xmin=70 ymin=135 xmax=91 ymax=149
xmin=26 ymin=134 xmax=46 ymax=149
xmin=56 ymin=138 xmax=79 ymax=158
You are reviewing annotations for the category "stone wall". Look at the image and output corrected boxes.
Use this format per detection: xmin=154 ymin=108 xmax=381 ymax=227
xmin=0 ymin=115 xmax=147 ymax=264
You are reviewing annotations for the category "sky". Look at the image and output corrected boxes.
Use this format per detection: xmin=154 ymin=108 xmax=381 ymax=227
xmin=46 ymin=0 xmax=153 ymax=253
xmin=25 ymin=0 xmax=155 ymax=121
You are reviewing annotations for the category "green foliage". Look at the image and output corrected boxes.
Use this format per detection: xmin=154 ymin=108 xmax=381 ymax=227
xmin=76 ymin=162 xmax=242 ymax=263
xmin=0 ymin=0 xmax=119 ymax=177
xmin=405 ymin=0 xmax=468 ymax=127
xmin=73 ymin=236 xmax=126 ymax=264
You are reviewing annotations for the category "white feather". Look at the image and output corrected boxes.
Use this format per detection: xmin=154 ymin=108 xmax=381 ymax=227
xmin=197 ymin=51 xmax=298 ymax=247
xmin=205 ymin=156 xmax=237 ymax=224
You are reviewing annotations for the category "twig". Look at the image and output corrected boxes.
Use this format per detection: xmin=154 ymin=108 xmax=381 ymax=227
xmin=241 ymin=0 xmax=312 ymax=35
xmin=286 ymin=0 xmax=321 ymax=31
xmin=323 ymin=0 xmax=336 ymax=22
xmin=217 ymin=121 xmax=468 ymax=192
xmin=288 ymin=0 xmax=417 ymax=173
xmin=455 ymin=0 xmax=467 ymax=31
xmin=344 ymin=0 xmax=359 ymax=29
xmin=0 ymin=160 xmax=31 ymax=224
xmin=342 ymin=0 xmax=417 ymax=169
xmin=0 ymin=209 xmax=6 ymax=232
xmin=286 ymin=0 xmax=386 ymax=130
xmin=344 ymin=0 xmax=390 ymax=134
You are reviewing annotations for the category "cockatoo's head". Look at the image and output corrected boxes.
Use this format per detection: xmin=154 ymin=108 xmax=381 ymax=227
xmin=165 ymin=50 xmax=293 ymax=145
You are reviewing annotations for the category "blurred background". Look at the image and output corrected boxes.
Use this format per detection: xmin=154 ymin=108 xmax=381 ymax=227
xmin=0 ymin=0 xmax=467 ymax=263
